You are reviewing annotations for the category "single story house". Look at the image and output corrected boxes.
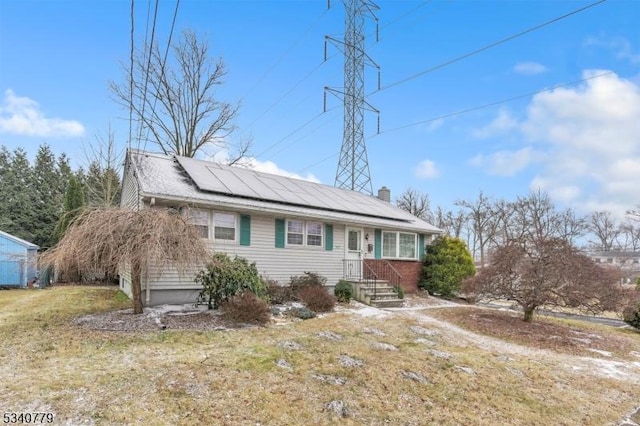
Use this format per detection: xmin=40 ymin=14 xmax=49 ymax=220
xmin=119 ymin=149 xmax=442 ymax=306
xmin=587 ymin=250 xmax=640 ymax=284
xmin=0 ymin=230 xmax=39 ymax=288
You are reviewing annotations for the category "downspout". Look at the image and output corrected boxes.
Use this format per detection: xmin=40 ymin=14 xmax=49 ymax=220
xmin=145 ymin=265 xmax=151 ymax=305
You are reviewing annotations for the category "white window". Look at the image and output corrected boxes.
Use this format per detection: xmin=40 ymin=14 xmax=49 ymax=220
xmin=399 ymin=233 xmax=417 ymax=259
xmin=287 ymin=220 xmax=304 ymax=245
xmin=382 ymin=231 xmax=417 ymax=259
xmin=187 ymin=208 xmax=210 ymax=239
xmin=348 ymin=230 xmax=361 ymax=251
xmin=306 ymin=222 xmax=323 ymax=247
xmin=382 ymin=232 xmax=396 ymax=257
xmin=214 ymin=212 xmax=236 ymax=241
xmin=287 ymin=219 xmax=323 ymax=248
xmin=186 ymin=209 xmax=237 ymax=242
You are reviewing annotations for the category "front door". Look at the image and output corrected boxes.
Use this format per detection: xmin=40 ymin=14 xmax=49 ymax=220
xmin=344 ymin=227 xmax=363 ymax=279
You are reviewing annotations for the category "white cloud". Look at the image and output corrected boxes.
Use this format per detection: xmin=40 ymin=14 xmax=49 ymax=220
xmin=472 ymin=108 xmax=518 ymax=139
xmin=241 ymin=158 xmax=321 ymax=183
xmin=478 ymin=70 xmax=640 ymax=217
xmin=422 ymin=118 xmax=444 ymax=132
xmin=584 ymin=35 xmax=640 ymax=64
xmin=415 ymin=159 xmax=439 ymax=179
xmin=513 ymin=61 xmax=548 ymax=75
xmin=469 ymin=147 xmax=544 ymax=176
xmin=0 ymin=89 xmax=85 ymax=137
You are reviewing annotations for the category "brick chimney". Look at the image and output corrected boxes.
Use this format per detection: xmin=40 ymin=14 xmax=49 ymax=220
xmin=378 ymin=186 xmax=391 ymax=202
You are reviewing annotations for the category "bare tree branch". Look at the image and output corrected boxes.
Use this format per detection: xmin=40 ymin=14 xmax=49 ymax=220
xmin=41 ymin=207 xmax=209 ymax=314
xmin=110 ymin=29 xmax=248 ymax=159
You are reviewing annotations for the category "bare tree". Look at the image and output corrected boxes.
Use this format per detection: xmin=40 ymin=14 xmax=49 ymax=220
xmin=111 ymin=29 xmax=249 ymax=161
xmin=506 ymin=191 xmax=585 ymax=245
xmin=396 ymin=188 xmax=433 ymax=221
xmin=463 ymin=238 xmax=623 ymax=322
xmin=41 ymin=208 xmax=209 ymax=314
xmin=433 ymin=206 xmax=467 ymax=239
xmin=83 ymin=124 xmax=123 ymax=207
xmin=456 ymin=191 xmax=496 ymax=267
xmin=588 ymin=210 xmax=619 ymax=251
xmin=618 ymin=220 xmax=640 ymax=251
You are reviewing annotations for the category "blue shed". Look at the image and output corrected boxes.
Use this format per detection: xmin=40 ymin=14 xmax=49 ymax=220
xmin=0 ymin=230 xmax=39 ymax=288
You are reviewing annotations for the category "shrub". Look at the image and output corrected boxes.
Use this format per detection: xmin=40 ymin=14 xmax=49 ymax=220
xmin=334 ymin=280 xmax=353 ymax=303
xmin=298 ymin=285 xmax=336 ymax=313
xmin=623 ymin=298 xmax=640 ymax=330
xmin=419 ymin=236 xmax=475 ymax=299
xmin=221 ymin=291 xmax=271 ymax=325
xmin=288 ymin=307 xmax=316 ymax=320
xmin=290 ymin=272 xmax=326 ymax=293
xmin=393 ymin=285 xmax=405 ymax=300
xmin=265 ymin=278 xmax=295 ymax=305
xmin=195 ymin=253 xmax=267 ymax=309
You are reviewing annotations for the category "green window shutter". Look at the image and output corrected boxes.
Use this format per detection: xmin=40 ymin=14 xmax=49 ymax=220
xmin=239 ymin=214 xmax=251 ymax=246
xmin=374 ymin=229 xmax=382 ymax=259
xmin=324 ymin=224 xmax=333 ymax=251
xmin=275 ymin=218 xmax=285 ymax=248
xmin=418 ymin=234 xmax=425 ymax=259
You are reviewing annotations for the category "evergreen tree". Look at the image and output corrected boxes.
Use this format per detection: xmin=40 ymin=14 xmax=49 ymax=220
xmin=1 ymin=148 xmax=36 ymax=241
xmin=31 ymin=144 xmax=62 ymax=248
xmin=419 ymin=236 xmax=476 ymax=298
xmin=0 ymin=146 xmax=12 ymax=231
xmin=55 ymin=175 xmax=85 ymax=240
xmin=85 ymin=161 xmax=121 ymax=207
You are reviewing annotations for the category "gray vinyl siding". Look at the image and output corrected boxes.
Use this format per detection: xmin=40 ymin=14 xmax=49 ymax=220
xmin=120 ymin=163 xmax=140 ymax=210
xmin=142 ymin=213 xmax=346 ymax=291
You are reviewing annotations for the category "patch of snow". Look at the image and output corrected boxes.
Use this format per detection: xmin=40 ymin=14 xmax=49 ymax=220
xmin=317 ymin=331 xmax=343 ymax=341
xmin=275 ymin=359 xmax=292 ymax=370
xmin=401 ymin=371 xmax=428 ymax=383
xmin=414 ymin=338 xmax=436 ymax=346
xmin=456 ymin=366 xmax=476 ymax=375
xmin=324 ymin=400 xmax=348 ymax=417
xmin=351 ymin=305 xmax=389 ymax=318
xmin=409 ymin=325 xmax=438 ymax=337
xmin=312 ymin=374 xmax=347 ymax=385
xmin=371 ymin=342 xmax=398 ymax=351
xmin=427 ymin=349 xmax=453 ymax=360
xmin=339 ymin=355 xmax=364 ymax=368
xmin=587 ymin=348 xmax=612 ymax=357
xmin=362 ymin=327 xmax=386 ymax=336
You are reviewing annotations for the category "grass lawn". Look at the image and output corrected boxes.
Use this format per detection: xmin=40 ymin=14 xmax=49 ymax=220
xmin=1 ymin=286 xmax=639 ymax=425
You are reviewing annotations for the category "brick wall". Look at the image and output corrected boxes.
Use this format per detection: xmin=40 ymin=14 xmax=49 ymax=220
xmin=364 ymin=259 xmax=423 ymax=294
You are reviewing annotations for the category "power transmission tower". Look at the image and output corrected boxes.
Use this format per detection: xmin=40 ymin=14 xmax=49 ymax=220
xmin=325 ymin=0 xmax=380 ymax=195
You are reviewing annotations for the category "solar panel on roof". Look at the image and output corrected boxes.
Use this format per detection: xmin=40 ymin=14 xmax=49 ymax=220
xmin=174 ymin=154 xmax=416 ymax=220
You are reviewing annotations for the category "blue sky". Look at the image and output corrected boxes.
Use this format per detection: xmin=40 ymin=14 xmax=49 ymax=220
xmin=1 ymin=0 xmax=639 ymax=217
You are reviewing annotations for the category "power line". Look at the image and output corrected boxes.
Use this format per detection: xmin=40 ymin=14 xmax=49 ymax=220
xmin=135 ymin=0 xmax=159 ymax=150
xmin=378 ymin=0 xmax=433 ymax=32
xmin=239 ymin=8 xmax=329 ymax=103
xmin=253 ymin=106 xmax=339 ymax=159
xmin=127 ymin=0 xmax=135 ymax=150
xmin=295 ymin=71 xmax=614 ymax=174
xmin=142 ymin=0 xmax=180 ymax=153
xmin=377 ymin=0 xmax=607 ymax=93
xmin=377 ymin=71 xmax=613 ymax=135
xmin=241 ymin=60 xmax=327 ymax=137
xmin=264 ymin=109 xmax=340 ymax=160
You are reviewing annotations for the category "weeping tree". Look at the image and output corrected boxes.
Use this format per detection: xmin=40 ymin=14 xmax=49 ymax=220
xmin=41 ymin=207 xmax=209 ymax=314
xmin=463 ymin=237 xmax=623 ymax=322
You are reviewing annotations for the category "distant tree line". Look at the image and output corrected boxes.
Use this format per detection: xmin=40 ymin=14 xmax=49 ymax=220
xmin=397 ymin=188 xmax=640 ymax=266
xmin=397 ymin=188 xmax=640 ymax=323
xmin=0 ymin=142 xmax=121 ymax=249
